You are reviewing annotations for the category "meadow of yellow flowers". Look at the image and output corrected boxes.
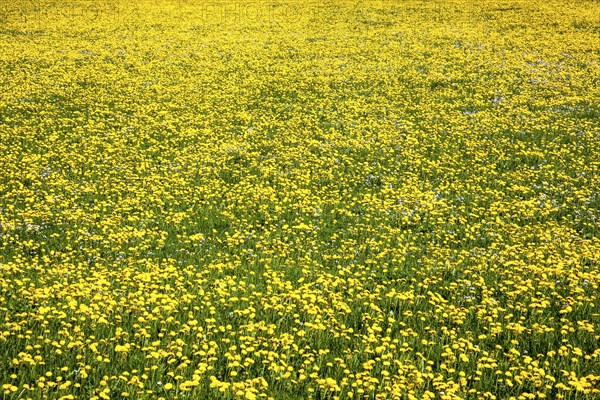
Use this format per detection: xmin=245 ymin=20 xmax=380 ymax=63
xmin=1 ymin=0 xmax=599 ymax=399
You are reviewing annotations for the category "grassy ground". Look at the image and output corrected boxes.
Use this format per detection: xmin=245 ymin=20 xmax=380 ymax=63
xmin=1 ymin=0 xmax=599 ymax=399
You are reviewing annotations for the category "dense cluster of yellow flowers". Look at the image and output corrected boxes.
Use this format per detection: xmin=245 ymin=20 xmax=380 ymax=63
xmin=1 ymin=0 xmax=599 ymax=399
